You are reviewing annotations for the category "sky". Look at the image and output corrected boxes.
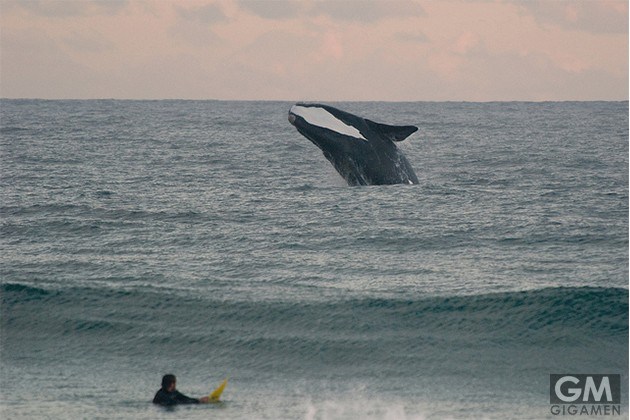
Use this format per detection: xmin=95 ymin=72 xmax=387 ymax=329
xmin=1 ymin=0 xmax=628 ymax=101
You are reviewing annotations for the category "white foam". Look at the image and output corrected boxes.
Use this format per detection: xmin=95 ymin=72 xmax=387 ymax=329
xmin=290 ymin=105 xmax=367 ymax=141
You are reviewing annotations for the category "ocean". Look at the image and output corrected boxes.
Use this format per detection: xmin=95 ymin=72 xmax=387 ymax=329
xmin=1 ymin=100 xmax=628 ymax=419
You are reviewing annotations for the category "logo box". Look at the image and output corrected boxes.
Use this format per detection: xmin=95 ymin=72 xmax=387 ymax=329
xmin=550 ymin=374 xmax=621 ymax=404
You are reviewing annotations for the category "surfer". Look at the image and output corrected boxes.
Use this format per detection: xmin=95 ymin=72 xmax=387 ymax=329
xmin=152 ymin=374 xmax=210 ymax=406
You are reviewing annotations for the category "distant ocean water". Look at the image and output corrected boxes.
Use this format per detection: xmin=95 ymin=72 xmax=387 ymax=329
xmin=1 ymin=100 xmax=628 ymax=419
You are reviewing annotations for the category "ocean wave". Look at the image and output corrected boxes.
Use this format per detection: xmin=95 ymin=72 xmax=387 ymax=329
xmin=3 ymin=283 xmax=626 ymax=341
xmin=3 ymin=282 xmax=626 ymax=385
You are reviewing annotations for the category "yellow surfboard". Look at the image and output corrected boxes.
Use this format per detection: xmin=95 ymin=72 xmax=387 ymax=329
xmin=208 ymin=378 xmax=228 ymax=402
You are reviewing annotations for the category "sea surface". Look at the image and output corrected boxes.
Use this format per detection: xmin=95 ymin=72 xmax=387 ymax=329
xmin=1 ymin=100 xmax=628 ymax=419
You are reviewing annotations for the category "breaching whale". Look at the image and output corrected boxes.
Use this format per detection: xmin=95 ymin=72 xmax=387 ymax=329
xmin=288 ymin=103 xmax=419 ymax=186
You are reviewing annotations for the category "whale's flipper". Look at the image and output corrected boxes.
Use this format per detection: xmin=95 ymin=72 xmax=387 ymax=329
xmin=367 ymin=120 xmax=418 ymax=142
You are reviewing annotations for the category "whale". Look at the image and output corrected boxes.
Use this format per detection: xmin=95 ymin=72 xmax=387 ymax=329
xmin=288 ymin=103 xmax=419 ymax=186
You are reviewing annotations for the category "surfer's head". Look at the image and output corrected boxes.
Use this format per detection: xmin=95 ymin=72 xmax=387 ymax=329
xmin=161 ymin=374 xmax=176 ymax=392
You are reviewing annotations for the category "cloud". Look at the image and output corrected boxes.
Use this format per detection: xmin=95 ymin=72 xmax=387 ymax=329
xmin=172 ymin=3 xmax=227 ymax=47
xmin=516 ymin=0 xmax=628 ymax=34
xmin=395 ymin=31 xmax=430 ymax=44
xmin=233 ymin=30 xmax=319 ymax=71
xmin=1 ymin=30 xmax=106 ymax=98
xmin=237 ymin=0 xmax=424 ymax=23
xmin=176 ymin=2 xmax=228 ymax=25
xmin=1 ymin=0 xmax=626 ymax=100
xmin=238 ymin=0 xmax=303 ymax=20
xmin=417 ymin=39 xmax=628 ymax=101
xmin=465 ymin=49 xmax=628 ymax=100
xmin=7 ymin=0 xmax=128 ymax=18
xmin=311 ymin=0 xmax=425 ymax=23
xmin=63 ymin=30 xmax=114 ymax=53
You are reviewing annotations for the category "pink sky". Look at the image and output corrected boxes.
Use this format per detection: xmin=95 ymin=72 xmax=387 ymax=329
xmin=1 ymin=0 xmax=627 ymax=101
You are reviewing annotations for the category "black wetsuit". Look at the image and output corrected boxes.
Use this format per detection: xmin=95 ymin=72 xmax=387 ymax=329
xmin=153 ymin=388 xmax=200 ymax=406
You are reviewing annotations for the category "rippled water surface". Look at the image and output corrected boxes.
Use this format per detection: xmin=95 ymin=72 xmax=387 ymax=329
xmin=1 ymin=100 xmax=628 ymax=419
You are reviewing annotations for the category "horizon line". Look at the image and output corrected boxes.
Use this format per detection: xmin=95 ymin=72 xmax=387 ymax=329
xmin=2 ymin=97 xmax=628 ymax=103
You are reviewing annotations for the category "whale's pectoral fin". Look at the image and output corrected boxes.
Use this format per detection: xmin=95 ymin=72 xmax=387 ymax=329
xmin=367 ymin=120 xmax=418 ymax=142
